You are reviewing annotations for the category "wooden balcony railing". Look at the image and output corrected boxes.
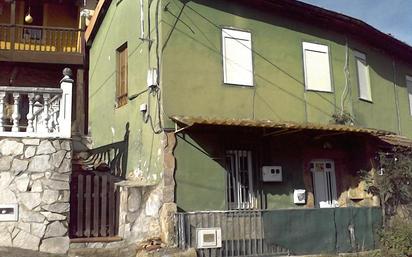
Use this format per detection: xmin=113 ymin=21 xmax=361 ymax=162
xmin=0 ymin=70 xmax=74 ymax=138
xmin=0 ymin=24 xmax=83 ymax=53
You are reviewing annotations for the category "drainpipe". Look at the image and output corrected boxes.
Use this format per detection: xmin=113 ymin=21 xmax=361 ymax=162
xmin=392 ymin=59 xmax=401 ymax=135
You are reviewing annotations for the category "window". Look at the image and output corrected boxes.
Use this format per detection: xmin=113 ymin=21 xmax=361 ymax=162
xmin=355 ymin=51 xmax=372 ymax=101
xmin=226 ymin=150 xmax=255 ymax=209
xmin=116 ymin=43 xmax=128 ymax=107
xmin=406 ymin=76 xmax=412 ymax=115
xmin=222 ymin=28 xmax=253 ymax=86
xmin=302 ymin=42 xmax=332 ymax=92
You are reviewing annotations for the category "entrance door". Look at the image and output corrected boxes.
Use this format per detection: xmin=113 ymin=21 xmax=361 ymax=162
xmin=310 ymin=159 xmax=338 ymax=208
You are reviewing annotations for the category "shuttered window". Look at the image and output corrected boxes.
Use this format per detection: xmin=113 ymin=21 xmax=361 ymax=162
xmin=116 ymin=44 xmax=128 ymax=107
xmin=355 ymin=51 xmax=372 ymax=101
xmin=302 ymin=42 xmax=332 ymax=92
xmin=222 ymin=28 xmax=253 ymax=86
xmin=407 ymin=76 xmax=412 ymax=115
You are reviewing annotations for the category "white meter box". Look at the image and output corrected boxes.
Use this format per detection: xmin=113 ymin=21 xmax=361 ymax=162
xmin=293 ymin=189 xmax=306 ymax=204
xmin=262 ymin=166 xmax=282 ymax=182
xmin=196 ymin=228 xmax=222 ymax=249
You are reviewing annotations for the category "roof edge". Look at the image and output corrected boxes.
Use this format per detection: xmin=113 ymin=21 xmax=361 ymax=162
xmin=85 ymin=0 xmax=112 ymax=45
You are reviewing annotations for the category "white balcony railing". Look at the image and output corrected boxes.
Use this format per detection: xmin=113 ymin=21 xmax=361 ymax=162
xmin=0 ymin=72 xmax=73 ymax=138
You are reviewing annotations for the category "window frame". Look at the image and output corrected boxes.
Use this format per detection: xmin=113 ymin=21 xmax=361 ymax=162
xmin=406 ymin=75 xmax=412 ymax=116
xmin=354 ymin=50 xmax=373 ymax=102
xmin=302 ymin=41 xmax=333 ymax=93
xmin=225 ymin=150 xmax=256 ymax=210
xmin=116 ymin=43 xmax=128 ymax=108
xmin=221 ymin=27 xmax=254 ymax=87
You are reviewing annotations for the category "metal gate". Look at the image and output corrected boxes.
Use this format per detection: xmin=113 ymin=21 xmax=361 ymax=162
xmin=176 ymin=210 xmax=290 ymax=257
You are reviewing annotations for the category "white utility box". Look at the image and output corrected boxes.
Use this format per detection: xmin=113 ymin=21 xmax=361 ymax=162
xmin=293 ymin=189 xmax=306 ymax=204
xmin=0 ymin=204 xmax=18 ymax=221
xmin=262 ymin=166 xmax=283 ymax=182
xmin=196 ymin=228 xmax=222 ymax=249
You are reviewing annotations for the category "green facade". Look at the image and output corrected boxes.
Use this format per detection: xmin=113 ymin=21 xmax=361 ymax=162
xmin=88 ymin=0 xmax=412 ymax=211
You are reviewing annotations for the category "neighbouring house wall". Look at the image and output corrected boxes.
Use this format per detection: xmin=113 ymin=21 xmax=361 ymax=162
xmin=0 ymin=137 xmax=72 ymax=254
xmin=88 ymin=0 xmax=164 ymax=182
xmin=160 ymin=0 xmax=412 ymax=139
xmin=0 ymin=2 xmax=11 ymax=23
xmin=43 ymin=4 xmax=79 ymax=29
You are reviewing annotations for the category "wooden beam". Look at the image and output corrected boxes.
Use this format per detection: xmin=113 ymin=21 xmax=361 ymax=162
xmin=69 ymin=236 xmax=122 ymax=243
xmin=0 ymin=50 xmax=84 ymax=65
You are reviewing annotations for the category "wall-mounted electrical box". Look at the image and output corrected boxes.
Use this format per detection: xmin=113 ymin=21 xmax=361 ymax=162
xmin=147 ymin=68 xmax=158 ymax=89
xmin=196 ymin=228 xmax=222 ymax=249
xmin=262 ymin=166 xmax=282 ymax=182
xmin=0 ymin=204 xmax=18 ymax=221
xmin=293 ymin=189 xmax=306 ymax=204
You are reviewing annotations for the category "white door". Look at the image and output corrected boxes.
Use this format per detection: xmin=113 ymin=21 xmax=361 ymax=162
xmin=310 ymin=159 xmax=338 ymax=208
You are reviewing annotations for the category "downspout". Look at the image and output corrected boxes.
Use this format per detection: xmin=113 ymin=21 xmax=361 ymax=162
xmin=392 ymin=59 xmax=401 ymax=135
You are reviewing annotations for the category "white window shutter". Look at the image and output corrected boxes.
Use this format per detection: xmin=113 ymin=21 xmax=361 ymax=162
xmin=355 ymin=51 xmax=372 ymax=101
xmin=222 ymin=29 xmax=253 ymax=86
xmin=302 ymin=42 xmax=332 ymax=92
xmin=406 ymin=76 xmax=412 ymax=115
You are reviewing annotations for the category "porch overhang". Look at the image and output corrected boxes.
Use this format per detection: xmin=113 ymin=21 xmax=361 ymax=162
xmin=170 ymin=115 xmax=394 ymax=136
xmin=378 ymin=134 xmax=412 ymax=148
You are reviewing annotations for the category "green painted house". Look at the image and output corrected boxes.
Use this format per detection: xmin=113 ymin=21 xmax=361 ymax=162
xmin=83 ymin=0 xmax=412 ymax=255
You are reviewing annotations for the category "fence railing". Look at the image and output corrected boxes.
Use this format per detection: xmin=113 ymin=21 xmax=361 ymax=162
xmin=0 ymin=24 xmax=83 ymax=53
xmin=176 ymin=210 xmax=290 ymax=257
xmin=0 ymin=72 xmax=73 ymax=138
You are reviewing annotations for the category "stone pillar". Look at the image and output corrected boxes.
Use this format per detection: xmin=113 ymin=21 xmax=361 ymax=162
xmin=160 ymin=132 xmax=177 ymax=246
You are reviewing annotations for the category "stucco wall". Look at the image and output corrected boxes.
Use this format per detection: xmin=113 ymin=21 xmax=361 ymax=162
xmin=88 ymin=0 xmax=164 ymax=182
xmin=160 ymin=0 xmax=412 ymax=138
xmin=174 ymin=130 xmax=379 ymax=211
xmin=0 ymin=137 xmax=72 ymax=254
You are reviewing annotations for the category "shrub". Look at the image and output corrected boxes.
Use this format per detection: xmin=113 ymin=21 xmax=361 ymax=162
xmin=378 ymin=218 xmax=412 ymax=257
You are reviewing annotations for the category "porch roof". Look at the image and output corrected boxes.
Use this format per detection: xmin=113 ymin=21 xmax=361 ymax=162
xmin=378 ymin=135 xmax=412 ymax=148
xmin=171 ymin=116 xmax=394 ymax=136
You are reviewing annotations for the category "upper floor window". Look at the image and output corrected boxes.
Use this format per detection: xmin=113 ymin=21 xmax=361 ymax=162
xmin=354 ymin=51 xmax=372 ymax=101
xmin=222 ymin=28 xmax=253 ymax=86
xmin=302 ymin=42 xmax=332 ymax=92
xmin=406 ymin=76 xmax=412 ymax=115
xmin=116 ymin=43 xmax=128 ymax=107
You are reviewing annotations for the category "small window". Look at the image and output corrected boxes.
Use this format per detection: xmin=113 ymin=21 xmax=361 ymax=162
xmin=406 ymin=76 xmax=412 ymax=115
xmin=355 ymin=51 xmax=372 ymax=101
xmin=116 ymin=43 xmax=128 ymax=107
xmin=222 ymin=28 xmax=253 ymax=86
xmin=226 ymin=150 xmax=255 ymax=209
xmin=302 ymin=42 xmax=332 ymax=92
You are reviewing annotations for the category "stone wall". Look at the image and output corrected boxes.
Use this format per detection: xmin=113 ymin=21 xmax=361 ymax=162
xmin=0 ymin=137 xmax=72 ymax=254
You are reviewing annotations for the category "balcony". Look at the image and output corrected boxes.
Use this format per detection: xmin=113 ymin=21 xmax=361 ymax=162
xmin=0 ymin=24 xmax=83 ymax=65
xmin=0 ymin=70 xmax=73 ymax=139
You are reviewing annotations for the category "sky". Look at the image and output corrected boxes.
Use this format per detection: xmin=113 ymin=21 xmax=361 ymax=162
xmin=300 ymin=0 xmax=412 ymax=46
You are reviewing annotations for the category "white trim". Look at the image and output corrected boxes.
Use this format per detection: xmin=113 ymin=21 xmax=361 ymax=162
xmin=302 ymin=42 xmax=332 ymax=92
xmin=222 ymin=28 xmax=254 ymax=86
xmin=406 ymin=75 xmax=412 ymax=116
xmin=354 ymin=50 xmax=372 ymax=101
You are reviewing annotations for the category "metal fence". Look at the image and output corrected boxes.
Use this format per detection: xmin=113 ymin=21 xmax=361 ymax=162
xmin=176 ymin=210 xmax=290 ymax=257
